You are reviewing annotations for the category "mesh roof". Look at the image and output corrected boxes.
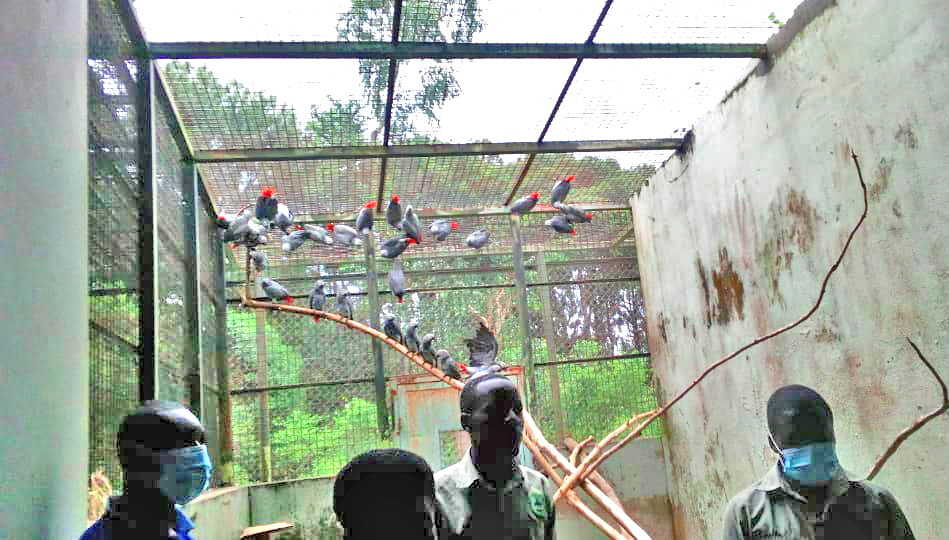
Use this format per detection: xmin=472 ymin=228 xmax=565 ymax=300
xmin=138 ymin=0 xmax=804 ymax=246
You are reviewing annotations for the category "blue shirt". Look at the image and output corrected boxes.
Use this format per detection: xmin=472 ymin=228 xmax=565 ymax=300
xmin=80 ymin=503 xmax=195 ymax=540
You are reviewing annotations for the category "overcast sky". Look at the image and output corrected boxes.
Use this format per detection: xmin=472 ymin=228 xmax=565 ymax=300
xmin=133 ymin=0 xmax=801 ymax=168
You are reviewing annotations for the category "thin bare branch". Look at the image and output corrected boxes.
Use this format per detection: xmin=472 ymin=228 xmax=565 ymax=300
xmin=860 ymin=338 xmax=948 ymax=481
xmin=556 ymin=148 xmax=871 ymax=498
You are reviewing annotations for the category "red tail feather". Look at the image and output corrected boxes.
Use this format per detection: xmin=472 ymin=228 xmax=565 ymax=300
xmin=285 ymin=297 xmax=294 ymax=304
xmin=450 ymin=222 xmax=459 ymax=230
xmin=398 ymin=297 xmax=404 ymax=303
xmin=261 ymin=186 xmax=275 ymax=197
xmin=366 ymin=201 xmax=378 ymax=209
xmin=571 ymin=229 xmax=577 ymax=235
xmin=313 ymin=315 xmax=321 ymax=323
xmin=392 ymin=194 xmax=400 ymax=203
xmin=565 ymin=175 xmax=575 ymax=182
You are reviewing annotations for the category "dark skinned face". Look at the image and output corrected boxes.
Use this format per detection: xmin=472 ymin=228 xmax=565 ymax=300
xmin=462 ymin=377 xmax=524 ymax=467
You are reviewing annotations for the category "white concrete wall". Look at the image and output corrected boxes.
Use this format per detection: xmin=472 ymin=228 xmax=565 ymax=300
xmin=631 ymin=0 xmax=949 ymax=539
xmin=0 ymin=1 xmax=89 ymax=538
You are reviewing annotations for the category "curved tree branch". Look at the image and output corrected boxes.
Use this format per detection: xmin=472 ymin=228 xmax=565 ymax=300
xmin=860 ymin=338 xmax=948 ymax=481
xmin=555 ymin=148 xmax=871 ymax=500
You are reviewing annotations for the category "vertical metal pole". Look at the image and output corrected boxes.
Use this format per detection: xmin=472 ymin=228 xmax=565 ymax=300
xmin=183 ymin=161 xmax=202 ymax=416
xmin=256 ymin=309 xmax=272 ymax=482
xmin=537 ymin=252 xmax=567 ymax=444
xmin=138 ymin=60 xmax=157 ymax=402
xmin=509 ymin=214 xmax=535 ymax=408
xmin=214 ymin=234 xmax=234 ymax=486
xmin=365 ymin=232 xmax=389 ymax=435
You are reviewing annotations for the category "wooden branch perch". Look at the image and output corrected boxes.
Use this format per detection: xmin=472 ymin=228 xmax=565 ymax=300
xmin=860 ymin=338 xmax=948 ymax=481
xmin=555 ymin=148 xmax=871 ymax=500
xmin=240 ymin=285 xmax=651 ymax=540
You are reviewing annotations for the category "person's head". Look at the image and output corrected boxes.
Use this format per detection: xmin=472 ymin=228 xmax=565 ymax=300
xmin=117 ymin=400 xmax=212 ymax=505
xmin=459 ymin=373 xmax=523 ymax=467
xmin=333 ymin=449 xmax=438 ymax=540
xmin=766 ymin=385 xmax=839 ymax=487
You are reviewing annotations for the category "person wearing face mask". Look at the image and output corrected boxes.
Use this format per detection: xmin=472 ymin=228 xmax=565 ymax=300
xmin=435 ymin=373 xmax=557 ymax=540
xmin=80 ymin=401 xmax=213 ymax=540
xmin=722 ymin=385 xmax=915 ymax=539
xmin=333 ymin=449 xmax=441 ymax=539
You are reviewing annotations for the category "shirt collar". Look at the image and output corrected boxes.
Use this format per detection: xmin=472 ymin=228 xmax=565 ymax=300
xmin=454 ymin=450 xmax=524 ymax=493
xmin=105 ymin=496 xmax=195 ymax=536
xmin=175 ymin=506 xmax=195 ymax=534
xmin=756 ymin=461 xmax=850 ymax=500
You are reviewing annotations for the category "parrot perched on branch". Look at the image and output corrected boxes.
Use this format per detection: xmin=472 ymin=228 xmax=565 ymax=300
xmin=388 ymin=258 xmax=407 ymax=303
xmin=308 ymin=280 xmax=326 ymax=322
xmin=255 ymin=186 xmax=279 ymax=221
xmin=386 ymin=194 xmax=404 ymax=230
xmin=435 ymin=349 xmax=463 ymax=380
xmin=274 ymin=202 xmax=294 ymax=233
xmin=420 ymin=333 xmax=437 ymax=365
xmin=383 ymin=312 xmax=403 ymax=345
xmin=328 ymin=223 xmax=362 ymax=247
xmin=303 ymin=224 xmax=334 ymax=245
xmin=281 ymin=228 xmax=309 ymax=253
xmin=550 ymin=175 xmax=574 ymax=204
xmin=355 ymin=201 xmax=377 ymax=235
xmin=554 ymin=202 xmax=593 ymax=224
xmin=429 ymin=219 xmax=459 ymax=242
xmin=509 ymin=192 xmax=539 ymax=215
xmin=545 ymin=214 xmax=576 ymax=235
xmin=380 ymin=236 xmax=414 ymax=259
xmin=403 ymin=320 xmax=420 ymax=353
xmin=261 ymin=278 xmax=292 ymax=304
xmin=401 ymin=205 xmax=422 ymax=244
xmin=465 ymin=319 xmax=505 ymax=374
xmin=466 ymin=229 xmax=490 ymax=249
xmin=248 ymin=250 xmax=267 ymax=274
xmin=335 ymin=282 xmax=355 ymax=319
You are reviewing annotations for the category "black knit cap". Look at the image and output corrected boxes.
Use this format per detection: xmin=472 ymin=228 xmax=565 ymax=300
xmin=117 ymin=400 xmax=205 ymax=470
xmin=767 ymin=385 xmax=835 ymax=448
xmin=333 ymin=449 xmax=435 ymax=527
xmin=459 ymin=372 xmax=519 ymax=415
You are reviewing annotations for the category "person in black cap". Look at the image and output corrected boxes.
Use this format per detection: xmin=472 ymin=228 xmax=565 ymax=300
xmin=722 ymin=385 xmax=915 ymax=539
xmin=435 ymin=372 xmax=556 ymax=540
xmin=333 ymin=448 xmax=440 ymax=539
xmin=80 ymin=400 xmax=213 ymax=540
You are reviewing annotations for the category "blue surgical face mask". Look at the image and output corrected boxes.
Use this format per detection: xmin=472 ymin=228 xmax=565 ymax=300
xmin=776 ymin=440 xmax=839 ymax=487
xmin=158 ymin=444 xmax=213 ymax=505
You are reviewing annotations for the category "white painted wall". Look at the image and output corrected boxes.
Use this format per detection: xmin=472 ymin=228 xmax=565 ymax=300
xmin=632 ymin=0 xmax=949 ymax=538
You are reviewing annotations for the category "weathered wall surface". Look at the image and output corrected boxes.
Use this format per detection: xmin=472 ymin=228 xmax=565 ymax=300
xmin=631 ymin=0 xmax=949 ymax=539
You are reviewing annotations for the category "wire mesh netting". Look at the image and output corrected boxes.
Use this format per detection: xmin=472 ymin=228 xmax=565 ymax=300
xmin=88 ymin=0 xmax=144 ymax=490
xmin=155 ymin=102 xmax=195 ymax=406
xmin=198 ymin=192 xmax=225 ymax=482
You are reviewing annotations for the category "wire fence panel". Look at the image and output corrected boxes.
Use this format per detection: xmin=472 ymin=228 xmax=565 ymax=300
xmin=198 ymin=189 xmax=225 ymax=482
xmin=87 ymin=0 xmax=144 ymax=490
xmin=155 ymin=100 xmax=195 ymax=406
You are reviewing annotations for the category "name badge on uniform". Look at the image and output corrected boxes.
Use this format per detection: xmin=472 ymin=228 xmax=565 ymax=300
xmin=528 ymin=489 xmax=549 ymax=521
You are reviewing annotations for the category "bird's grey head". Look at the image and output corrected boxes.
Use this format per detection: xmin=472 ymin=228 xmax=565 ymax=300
xmin=315 ymin=279 xmax=325 ymax=289
xmin=435 ymin=349 xmax=450 ymax=361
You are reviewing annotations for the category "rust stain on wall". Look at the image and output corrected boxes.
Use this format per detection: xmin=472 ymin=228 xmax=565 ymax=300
xmin=814 ymin=324 xmax=839 ymax=343
xmin=895 ymin=122 xmax=919 ymax=149
xmin=711 ymin=247 xmax=745 ymax=324
xmin=756 ymin=188 xmax=819 ymax=304
xmin=869 ymin=157 xmax=894 ymax=202
xmin=695 ymin=258 xmax=713 ymax=328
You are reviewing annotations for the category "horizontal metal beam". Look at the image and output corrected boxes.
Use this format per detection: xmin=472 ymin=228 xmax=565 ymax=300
xmin=193 ymin=138 xmax=682 ymax=163
xmin=149 ymin=41 xmax=767 ymax=61
xmin=534 ymin=352 xmax=651 ymax=367
xmin=294 ymin=201 xmax=629 ymax=224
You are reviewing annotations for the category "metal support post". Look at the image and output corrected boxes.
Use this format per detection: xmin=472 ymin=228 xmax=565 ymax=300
xmin=183 ymin=161 xmax=202 ymax=416
xmin=214 ymin=225 xmax=234 ymax=485
xmin=365 ymin=233 xmax=389 ymax=436
xmin=256 ymin=309 xmax=272 ymax=482
xmin=537 ymin=252 xmax=567 ymax=444
xmin=509 ymin=214 xmax=536 ymax=408
xmin=138 ymin=60 xmax=158 ymax=402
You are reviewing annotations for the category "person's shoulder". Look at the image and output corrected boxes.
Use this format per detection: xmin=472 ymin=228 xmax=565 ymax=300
xmin=519 ymin=465 xmax=556 ymax=495
xmin=724 ymin=481 xmax=764 ymax=515
xmin=434 ymin=461 xmax=466 ymax=488
xmin=852 ymin=479 xmax=903 ymax=508
xmin=78 ymin=519 xmax=107 ymax=540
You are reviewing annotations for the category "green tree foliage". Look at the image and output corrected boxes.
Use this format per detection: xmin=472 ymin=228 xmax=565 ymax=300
xmin=337 ymin=0 xmax=484 ymax=139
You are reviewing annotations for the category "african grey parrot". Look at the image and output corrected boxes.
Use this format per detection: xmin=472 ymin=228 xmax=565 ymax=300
xmin=509 ymin=192 xmax=539 ymax=215
xmin=329 ymin=223 xmax=362 ymax=247
xmin=429 ymin=219 xmax=458 ymax=242
xmin=308 ymin=280 xmax=326 ymax=322
xmin=388 ymin=258 xmax=406 ymax=304
xmin=544 ymin=214 xmax=576 ymax=235
xmin=420 ymin=333 xmax=437 ymax=365
xmin=465 ymin=319 xmax=503 ymax=373
xmin=550 ymin=175 xmax=574 ymax=204
xmin=401 ymin=205 xmax=422 ymax=244
xmin=335 ymin=282 xmax=355 ymax=319
xmin=255 ymin=186 xmax=279 ymax=221
xmin=248 ymin=250 xmax=267 ymax=274
xmin=386 ymin=194 xmax=403 ymax=230
xmin=261 ymin=278 xmax=292 ymax=304
xmin=354 ymin=201 xmax=377 ymax=235
xmin=554 ymin=201 xmax=593 ymax=224
xmin=466 ymin=229 xmax=490 ymax=249
xmin=403 ymin=320 xmax=420 ymax=353
xmin=380 ymin=236 xmax=413 ymax=259
xmin=303 ymin=224 xmax=334 ymax=245
xmin=383 ymin=313 xmax=403 ymax=344
xmin=274 ymin=202 xmax=294 ymax=233
xmin=281 ymin=229 xmax=309 ymax=253
xmin=435 ymin=349 xmax=463 ymax=380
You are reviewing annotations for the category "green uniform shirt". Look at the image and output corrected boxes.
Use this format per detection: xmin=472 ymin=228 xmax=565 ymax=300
xmin=722 ymin=463 xmax=915 ymax=540
xmin=435 ymin=450 xmax=556 ymax=540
